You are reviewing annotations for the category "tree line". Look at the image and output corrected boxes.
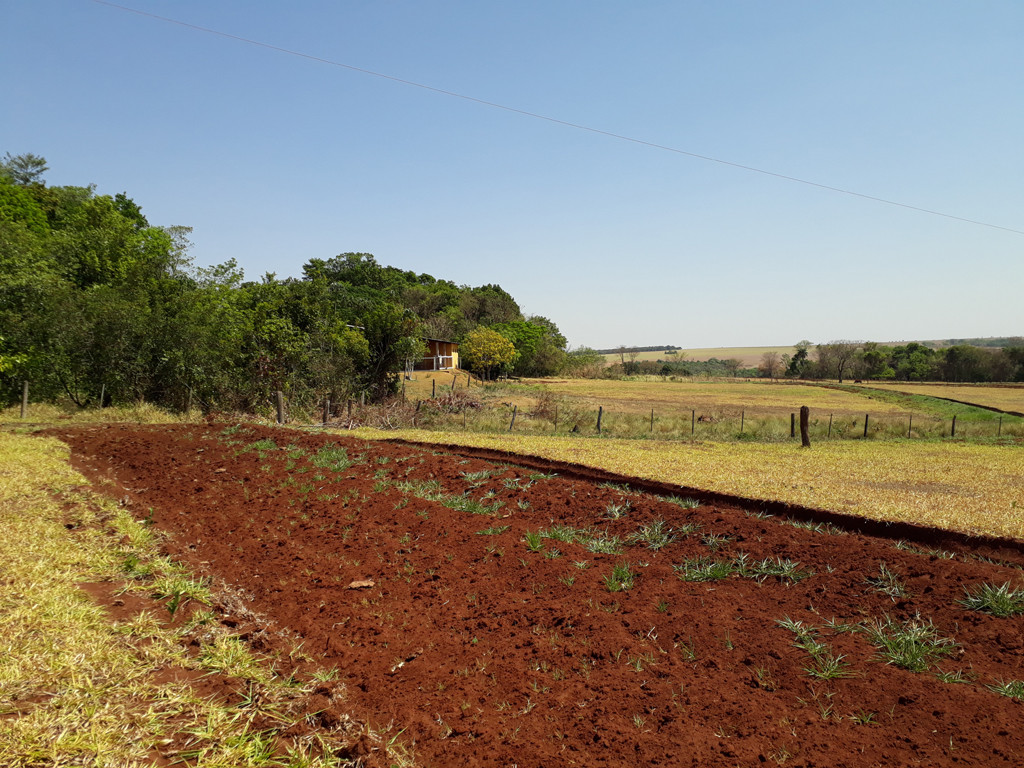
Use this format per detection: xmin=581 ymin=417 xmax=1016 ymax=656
xmin=0 ymin=153 xmax=581 ymax=413
xmin=761 ymin=340 xmax=1024 ymax=383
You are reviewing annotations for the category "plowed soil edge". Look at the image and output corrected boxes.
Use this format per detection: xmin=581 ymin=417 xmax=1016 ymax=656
xmin=47 ymin=423 xmax=1024 ymax=768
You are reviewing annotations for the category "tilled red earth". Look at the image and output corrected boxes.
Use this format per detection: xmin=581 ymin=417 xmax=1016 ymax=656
xmin=50 ymin=423 xmax=1024 ymax=767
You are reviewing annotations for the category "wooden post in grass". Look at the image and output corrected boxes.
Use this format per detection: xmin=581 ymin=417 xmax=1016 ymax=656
xmin=691 ymin=409 xmax=695 ymax=436
xmin=908 ymin=415 xmax=912 ymax=438
xmin=452 ymin=372 xmax=457 ymax=391
xmin=790 ymin=413 xmax=796 ymax=439
xmin=276 ymin=391 xmax=285 ymax=424
xmin=951 ymin=415 xmax=957 ymax=438
xmin=323 ymin=399 xmax=330 ymax=425
xmin=432 ymin=379 xmax=436 ymax=398
xmin=21 ymin=380 xmax=28 ymax=419
xmin=740 ymin=410 xmax=745 ymax=434
xmin=863 ymin=414 xmax=869 ymax=438
xmin=554 ymin=405 xmax=558 ymax=432
xmin=650 ymin=407 xmax=654 ymax=433
xmin=360 ymin=391 xmax=365 ymax=407
xmin=509 ymin=404 xmax=517 ymax=432
xmin=998 ymin=416 xmax=1002 ymax=437
xmin=800 ymin=406 xmax=811 ymax=448
xmin=100 ymin=383 xmax=106 ymax=409
xmin=597 ymin=406 xmax=603 ymax=434
xmin=347 ymin=400 xmax=353 ymax=418
xmin=402 ymin=380 xmax=406 ymax=401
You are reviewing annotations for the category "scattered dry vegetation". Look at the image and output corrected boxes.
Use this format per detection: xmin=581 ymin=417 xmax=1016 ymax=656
xmin=353 ymin=428 xmax=1024 ymax=539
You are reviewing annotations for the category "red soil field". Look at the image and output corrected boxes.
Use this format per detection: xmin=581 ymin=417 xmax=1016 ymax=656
xmin=50 ymin=423 xmax=1024 ymax=767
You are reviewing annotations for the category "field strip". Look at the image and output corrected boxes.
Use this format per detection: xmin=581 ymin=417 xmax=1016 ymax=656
xmin=858 ymin=383 xmax=1024 ymax=416
xmin=0 ymin=430 xmax=363 ymax=766
xmin=352 ymin=428 xmax=1024 ymax=540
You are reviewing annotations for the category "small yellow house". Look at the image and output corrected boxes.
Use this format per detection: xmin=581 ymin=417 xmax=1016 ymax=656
xmin=416 ymin=338 xmax=459 ymax=370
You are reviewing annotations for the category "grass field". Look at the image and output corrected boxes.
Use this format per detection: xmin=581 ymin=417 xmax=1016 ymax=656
xmin=864 ymin=382 xmax=1024 ymax=414
xmin=353 ymin=428 xmax=1024 ymax=540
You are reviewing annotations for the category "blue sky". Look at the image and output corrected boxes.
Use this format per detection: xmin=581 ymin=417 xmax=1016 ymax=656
xmin=4 ymin=1 xmax=1022 ymax=349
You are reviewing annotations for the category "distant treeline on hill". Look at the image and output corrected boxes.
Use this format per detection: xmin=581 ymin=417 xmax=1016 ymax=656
xmin=596 ymin=345 xmax=681 ymax=354
xmin=933 ymin=337 xmax=1024 ymax=349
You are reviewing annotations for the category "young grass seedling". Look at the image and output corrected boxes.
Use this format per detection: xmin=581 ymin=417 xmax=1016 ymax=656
xmin=629 ymin=519 xmax=675 ymax=550
xmin=959 ymin=582 xmax=1024 ymax=617
xmin=863 ymin=614 xmax=957 ymax=672
xmin=867 ymin=562 xmax=910 ymax=601
xmin=603 ymin=562 xmax=637 ymax=592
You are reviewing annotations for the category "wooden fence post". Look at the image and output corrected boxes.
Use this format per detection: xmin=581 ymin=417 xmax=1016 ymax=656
xmin=800 ymin=406 xmax=811 ymax=448
xmin=790 ymin=413 xmax=796 ymax=439
xmin=827 ymin=413 xmax=833 ymax=438
xmin=553 ymin=405 xmax=558 ymax=432
xmin=276 ymin=391 xmax=285 ymax=424
xmin=432 ymin=379 xmax=436 ymax=398
xmin=100 ymin=383 xmax=106 ymax=410
xmin=691 ymin=409 xmax=695 ymax=436
xmin=998 ymin=416 xmax=1002 ymax=437
xmin=323 ymin=399 xmax=330 ymax=425
xmin=597 ymin=406 xmax=603 ymax=434
xmin=650 ymin=407 xmax=654 ymax=433
xmin=347 ymin=400 xmax=353 ymax=418
xmin=908 ymin=415 xmax=912 ymax=438
xmin=951 ymin=415 xmax=957 ymax=438
xmin=509 ymin=404 xmax=518 ymax=431
xmin=740 ymin=410 xmax=744 ymax=434
xmin=21 ymin=381 xmax=28 ymax=419
xmin=863 ymin=414 xmax=869 ymax=438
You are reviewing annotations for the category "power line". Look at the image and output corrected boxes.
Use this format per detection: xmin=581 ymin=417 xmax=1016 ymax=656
xmin=92 ymin=0 xmax=1024 ymax=237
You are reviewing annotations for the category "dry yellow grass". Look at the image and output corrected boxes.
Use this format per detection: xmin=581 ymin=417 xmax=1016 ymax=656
xmin=531 ymin=378 xmax=911 ymax=418
xmin=865 ymin=382 xmax=1024 ymax=414
xmin=353 ymin=428 xmax=1024 ymax=540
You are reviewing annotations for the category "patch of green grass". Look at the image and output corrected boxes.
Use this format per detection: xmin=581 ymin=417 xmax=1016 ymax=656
xmin=523 ymin=531 xmax=545 ymax=552
xmin=628 ymin=519 xmax=675 ymax=550
xmin=582 ymin=531 xmax=625 ymax=555
xmin=539 ymin=524 xmax=585 ymax=543
xmin=987 ymin=679 xmax=1024 ymax=699
xmin=460 ymin=469 xmax=493 ymax=485
xmin=476 ymin=525 xmax=511 ymax=536
xmin=603 ymin=562 xmax=637 ymax=592
xmin=862 ymin=614 xmax=958 ymax=672
xmin=242 ymin=438 xmax=277 ymax=454
xmin=675 ymin=556 xmax=735 ymax=582
xmin=959 ymin=582 xmax=1024 ymax=617
xmin=663 ymin=495 xmax=700 ymax=509
xmin=700 ymin=532 xmax=733 ymax=551
xmin=604 ymin=501 xmax=631 ymax=520
xmin=310 ymin=444 xmax=352 ymax=471
xmin=745 ymin=556 xmax=812 ymax=584
xmin=443 ymin=493 xmax=504 ymax=515
xmin=866 ymin=562 xmax=910 ymax=601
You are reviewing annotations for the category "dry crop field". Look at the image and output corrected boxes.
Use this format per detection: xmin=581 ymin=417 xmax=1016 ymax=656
xmin=600 ymin=346 xmax=799 ymax=367
xmin=12 ymin=422 xmax=1024 ymax=767
xmin=532 ymin=378 xmax=910 ymax=419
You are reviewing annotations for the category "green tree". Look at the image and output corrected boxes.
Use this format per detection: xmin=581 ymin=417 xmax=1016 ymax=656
xmin=1 ymin=152 xmax=48 ymax=186
xmin=460 ymin=327 xmax=516 ymax=380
